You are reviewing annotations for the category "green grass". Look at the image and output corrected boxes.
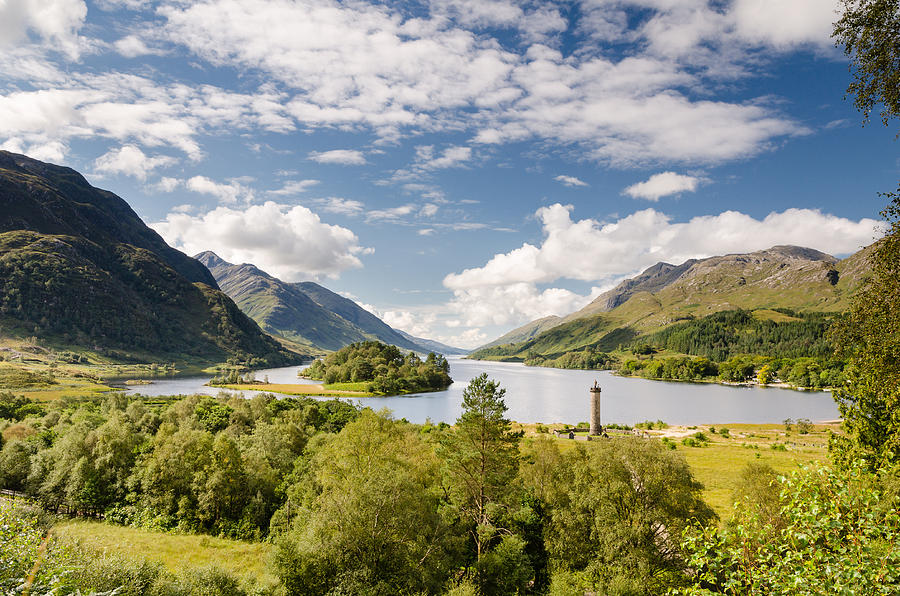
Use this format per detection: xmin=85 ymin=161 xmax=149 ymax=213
xmin=53 ymin=520 xmax=275 ymax=584
xmin=526 ymin=422 xmax=834 ymax=521
xmin=324 ymin=381 xmax=372 ymax=392
xmin=212 ymin=382 xmax=373 ymax=397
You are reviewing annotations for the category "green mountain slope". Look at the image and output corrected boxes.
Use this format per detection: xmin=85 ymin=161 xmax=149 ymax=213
xmin=0 ymin=151 xmax=297 ymax=365
xmin=470 ymin=244 xmax=872 ymax=362
xmin=197 ymin=252 xmax=464 ymax=354
xmin=477 ymin=315 xmax=563 ymax=349
xmin=197 ymin=252 xmax=375 ymax=352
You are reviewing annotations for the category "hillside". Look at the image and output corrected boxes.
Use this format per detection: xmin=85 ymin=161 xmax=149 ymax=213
xmin=477 ymin=315 xmax=563 ymax=350
xmin=470 ymin=244 xmax=872 ymax=362
xmin=394 ymin=329 xmax=468 ymax=355
xmin=0 ymin=151 xmax=297 ymax=366
xmin=197 ymin=252 xmax=464 ymax=354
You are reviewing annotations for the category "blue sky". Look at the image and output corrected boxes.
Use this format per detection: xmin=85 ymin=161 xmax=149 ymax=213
xmin=1 ymin=0 xmax=896 ymax=348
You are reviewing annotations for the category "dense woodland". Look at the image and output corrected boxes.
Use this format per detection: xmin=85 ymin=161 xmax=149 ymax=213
xmin=301 ymin=341 xmax=453 ymax=394
xmin=518 ymin=309 xmax=847 ymax=388
xmin=0 ymin=379 xmax=719 ymax=594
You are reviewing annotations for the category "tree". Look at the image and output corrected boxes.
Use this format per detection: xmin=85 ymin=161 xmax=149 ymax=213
xmin=536 ymin=437 xmax=715 ymax=594
xmin=273 ymin=410 xmax=460 ymax=595
xmin=677 ymin=465 xmax=900 ymax=595
xmin=833 ymin=0 xmax=900 ymax=132
xmin=830 ymin=187 xmax=900 ymax=468
xmin=439 ymin=373 xmax=528 ymax=592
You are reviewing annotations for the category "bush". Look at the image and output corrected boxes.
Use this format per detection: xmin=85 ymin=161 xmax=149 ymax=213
xmin=678 ymin=465 xmax=900 ymax=594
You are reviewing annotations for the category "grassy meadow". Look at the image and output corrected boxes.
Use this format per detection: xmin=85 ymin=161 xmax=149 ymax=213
xmin=53 ymin=520 xmax=275 ymax=584
xmin=516 ymin=421 xmax=834 ymax=518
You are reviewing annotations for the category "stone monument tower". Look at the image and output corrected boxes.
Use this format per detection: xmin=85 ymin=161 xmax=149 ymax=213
xmin=590 ymin=381 xmax=602 ymax=435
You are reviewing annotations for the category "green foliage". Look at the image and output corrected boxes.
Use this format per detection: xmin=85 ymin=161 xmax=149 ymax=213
xmin=677 ymin=465 xmax=900 ymax=594
xmin=649 ymin=309 xmax=838 ymax=361
xmin=830 ymin=187 xmax=900 ymax=469
xmin=302 ymin=341 xmax=452 ymax=395
xmin=439 ymin=374 xmax=524 ymax=590
xmin=530 ymin=436 xmax=715 ymax=594
xmin=833 ymin=0 xmax=900 ymax=131
xmin=0 ymin=391 xmax=44 ymax=420
xmin=194 ymin=398 xmax=234 ymax=433
xmin=273 ymin=410 xmax=460 ymax=595
xmin=636 ymin=420 xmax=669 ymax=430
xmin=524 ymin=347 xmax=615 ymax=370
xmin=0 ymin=500 xmax=254 ymax=595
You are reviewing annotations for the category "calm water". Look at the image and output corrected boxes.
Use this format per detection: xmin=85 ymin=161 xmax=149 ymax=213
xmin=123 ymin=357 xmax=839 ymax=425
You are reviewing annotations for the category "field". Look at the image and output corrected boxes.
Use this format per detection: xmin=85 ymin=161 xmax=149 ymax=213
xmin=518 ymin=421 xmax=834 ymax=518
xmin=211 ymin=382 xmax=373 ymax=397
xmin=53 ymin=520 xmax=276 ymax=585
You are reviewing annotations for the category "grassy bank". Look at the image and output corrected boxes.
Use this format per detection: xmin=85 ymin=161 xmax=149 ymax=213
xmin=209 ymin=382 xmax=373 ymax=397
xmin=53 ymin=519 xmax=275 ymax=585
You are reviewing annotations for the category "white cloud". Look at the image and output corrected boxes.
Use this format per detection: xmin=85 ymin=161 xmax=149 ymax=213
xmin=0 ymin=0 xmax=834 ymax=173
xmin=0 ymin=0 xmax=87 ymax=59
xmin=268 ymin=179 xmax=320 ymax=195
xmin=186 ymin=175 xmax=253 ymax=204
xmin=554 ymin=174 xmax=588 ymax=187
xmin=308 ymin=149 xmax=367 ymax=165
xmin=419 ymin=203 xmax=439 ymax=217
xmin=447 ymin=282 xmax=603 ymax=328
xmin=113 ymin=34 xmax=165 ymax=58
xmin=380 ymin=309 xmax=438 ymax=338
xmin=417 ymin=145 xmax=472 ymax=170
xmin=0 ymin=137 xmax=67 ymax=162
xmin=418 ymin=228 xmax=435 ymax=236
xmin=366 ymin=204 xmax=417 ymax=222
xmin=730 ymin=0 xmax=841 ymax=50
xmin=154 ymin=176 xmax=181 ymax=192
xmin=93 ymin=145 xmax=175 ymax=180
xmin=315 ymin=197 xmax=365 ymax=216
xmin=623 ymin=171 xmax=701 ymax=201
xmin=442 ymin=202 xmax=881 ymax=328
xmin=151 ymin=201 xmax=371 ymax=280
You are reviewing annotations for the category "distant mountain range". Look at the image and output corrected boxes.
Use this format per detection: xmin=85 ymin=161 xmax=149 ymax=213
xmin=470 ymin=244 xmax=872 ymax=361
xmin=0 ymin=151 xmax=296 ymax=365
xmin=196 ymin=252 xmax=467 ymax=355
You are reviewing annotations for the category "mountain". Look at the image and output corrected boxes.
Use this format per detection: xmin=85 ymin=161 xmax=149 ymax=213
xmin=394 ymin=329 xmax=469 ymax=355
xmin=196 ymin=251 xmax=369 ymax=352
xmin=0 ymin=151 xmax=297 ymax=365
xmin=470 ymin=244 xmax=871 ymax=361
xmin=477 ymin=315 xmax=563 ymax=350
xmin=197 ymin=252 xmax=465 ymax=354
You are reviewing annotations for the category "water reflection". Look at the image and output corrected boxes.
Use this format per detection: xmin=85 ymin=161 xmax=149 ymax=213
xmin=123 ymin=357 xmax=839 ymax=425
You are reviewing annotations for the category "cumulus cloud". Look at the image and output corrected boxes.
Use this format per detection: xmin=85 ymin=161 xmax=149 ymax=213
xmin=442 ymin=203 xmax=881 ymax=328
xmin=447 ymin=282 xmax=603 ymax=328
xmin=308 ymin=149 xmax=367 ymax=165
xmin=93 ymin=145 xmax=175 ymax=180
xmin=186 ymin=176 xmax=255 ymax=204
xmin=0 ymin=0 xmax=87 ymax=59
xmin=623 ymin=171 xmax=701 ymax=201
xmin=554 ymin=174 xmax=588 ymax=187
xmin=151 ymin=201 xmax=371 ymax=280
xmin=153 ymin=176 xmax=181 ymax=192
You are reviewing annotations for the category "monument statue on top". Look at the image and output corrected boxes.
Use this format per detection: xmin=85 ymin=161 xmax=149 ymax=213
xmin=590 ymin=381 xmax=602 ymax=435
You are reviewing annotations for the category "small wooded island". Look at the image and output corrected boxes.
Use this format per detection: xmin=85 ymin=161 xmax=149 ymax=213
xmin=300 ymin=341 xmax=453 ymax=395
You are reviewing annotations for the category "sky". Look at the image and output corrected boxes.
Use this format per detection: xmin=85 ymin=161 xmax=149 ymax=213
xmin=1 ymin=0 xmax=897 ymax=349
